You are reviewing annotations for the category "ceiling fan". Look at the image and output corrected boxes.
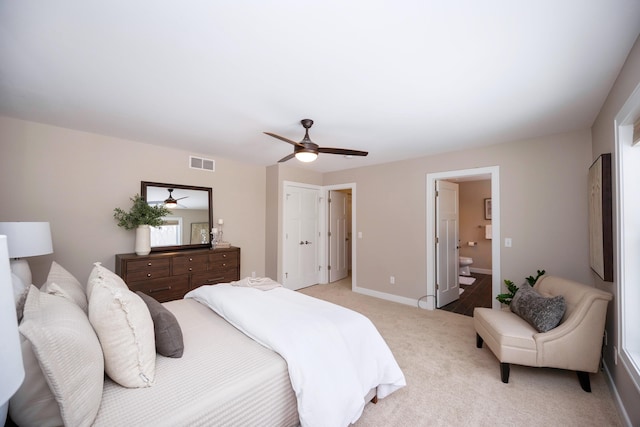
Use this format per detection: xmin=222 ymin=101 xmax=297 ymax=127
xmin=264 ymin=119 xmax=368 ymax=163
xmin=149 ymin=189 xmax=188 ymax=208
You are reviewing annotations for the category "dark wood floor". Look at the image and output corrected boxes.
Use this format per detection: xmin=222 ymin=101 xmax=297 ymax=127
xmin=439 ymin=273 xmax=492 ymax=317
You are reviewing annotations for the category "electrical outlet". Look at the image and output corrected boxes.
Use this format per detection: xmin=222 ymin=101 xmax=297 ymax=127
xmin=251 ymin=271 xmax=256 ymax=278
xmin=505 ymin=238 xmax=512 ymax=247
xmin=390 ymin=276 xmax=395 ymax=285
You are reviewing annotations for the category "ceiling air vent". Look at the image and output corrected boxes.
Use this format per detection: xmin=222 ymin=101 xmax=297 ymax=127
xmin=189 ymin=156 xmax=215 ymax=172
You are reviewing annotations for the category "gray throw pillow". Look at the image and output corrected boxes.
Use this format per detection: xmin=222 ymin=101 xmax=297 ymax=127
xmin=510 ymin=284 xmax=566 ymax=332
xmin=136 ymin=292 xmax=184 ymax=358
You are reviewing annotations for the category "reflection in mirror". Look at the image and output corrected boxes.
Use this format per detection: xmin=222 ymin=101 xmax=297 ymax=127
xmin=141 ymin=181 xmax=213 ymax=252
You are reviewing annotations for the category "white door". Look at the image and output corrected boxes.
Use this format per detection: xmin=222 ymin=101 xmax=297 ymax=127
xmin=284 ymin=185 xmax=320 ymax=290
xmin=328 ymin=190 xmax=349 ymax=282
xmin=436 ymin=180 xmax=460 ymax=308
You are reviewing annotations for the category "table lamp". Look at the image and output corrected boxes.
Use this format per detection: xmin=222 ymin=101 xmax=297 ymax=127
xmin=0 ymin=222 xmax=53 ymax=286
xmin=0 ymin=235 xmax=25 ymax=425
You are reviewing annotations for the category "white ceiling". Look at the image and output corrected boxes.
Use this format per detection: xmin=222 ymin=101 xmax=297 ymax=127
xmin=1 ymin=1 xmax=639 ymax=173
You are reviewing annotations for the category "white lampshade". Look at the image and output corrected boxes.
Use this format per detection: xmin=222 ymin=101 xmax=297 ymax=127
xmin=0 ymin=222 xmax=53 ymax=258
xmin=0 ymin=222 xmax=53 ymax=286
xmin=0 ymin=235 xmax=25 ymax=423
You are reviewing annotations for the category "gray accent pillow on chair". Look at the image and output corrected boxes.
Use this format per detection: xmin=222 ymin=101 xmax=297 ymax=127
xmin=137 ymin=291 xmax=184 ymax=358
xmin=510 ymin=284 xmax=566 ymax=332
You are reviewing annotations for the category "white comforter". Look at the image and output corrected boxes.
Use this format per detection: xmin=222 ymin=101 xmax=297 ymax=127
xmin=185 ymin=284 xmax=406 ymax=427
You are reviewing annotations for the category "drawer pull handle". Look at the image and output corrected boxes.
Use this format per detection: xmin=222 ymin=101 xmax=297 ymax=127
xmin=204 ymin=277 xmax=225 ymax=283
xmin=147 ymin=273 xmax=152 ymax=277
xmin=189 ymin=258 xmax=193 ymax=261
xmin=189 ymin=267 xmax=193 ymax=271
xmin=147 ymin=262 xmax=152 ymax=266
xmin=221 ymin=263 xmax=226 ymax=267
xmin=149 ymin=286 xmax=172 ymax=293
xmin=223 ymin=254 xmax=227 ymax=258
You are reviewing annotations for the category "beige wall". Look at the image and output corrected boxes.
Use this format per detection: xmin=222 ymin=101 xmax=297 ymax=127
xmin=0 ymin=116 xmax=267 ymax=286
xmin=591 ymin=35 xmax=640 ymax=426
xmin=323 ymin=129 xmax=592 ymax=300
xmin=458 ymin=180 xmax=492 ymax=271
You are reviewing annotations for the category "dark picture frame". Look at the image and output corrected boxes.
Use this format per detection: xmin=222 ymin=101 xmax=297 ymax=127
xmin=484 ymin=198 xmax=492 ymax=220
xmin=190 ymin=222 xmax=210 ymax=245
xmin=588 ymin=153 xmax=613 ymax=282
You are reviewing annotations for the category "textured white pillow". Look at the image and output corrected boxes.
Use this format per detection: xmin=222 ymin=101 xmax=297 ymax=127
xmin=17 ymin=286 xmax=104 ymax=427
xmin=41 ymin=261 xmax=88 ymax=312
xmin=89 ymin=274 xmax=156 ymax=388
xmin=9 ymin=334 xmax=64 ymax=427
xmin=86 ymin=261 xmax=127 ymax=299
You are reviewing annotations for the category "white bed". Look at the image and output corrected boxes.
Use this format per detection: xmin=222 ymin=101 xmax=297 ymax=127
xmin=186 ymin=283 xmax=406 ymax=427
xmin=11 ymin=264 xmax=404 ymax=427
xmin=94 ymin=298 xmax=299 ymax=426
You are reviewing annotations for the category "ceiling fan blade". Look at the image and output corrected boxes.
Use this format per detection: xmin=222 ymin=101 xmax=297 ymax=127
xmin=318 ymin=147 xmax=369 ymax=157
xmin=175 ymin=196 xmax=188 ymax=201
xmin=264 ymin=132 xmax=302 ymax=147
xmin=278 ymin=153 xmax=296 ymax=163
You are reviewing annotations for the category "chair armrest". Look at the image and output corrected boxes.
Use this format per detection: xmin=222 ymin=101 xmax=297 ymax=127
xmin=533 ymin=293 xmax=610 ymax=372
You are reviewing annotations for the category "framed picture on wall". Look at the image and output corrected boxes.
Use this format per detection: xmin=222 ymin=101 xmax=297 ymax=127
xmin=588 ymin=153 xmax=613 ymax=281
xmin=190 ymin=222 xmax=210 ymax=244
xmin=484 ymin=198 xmax=492 ymax=220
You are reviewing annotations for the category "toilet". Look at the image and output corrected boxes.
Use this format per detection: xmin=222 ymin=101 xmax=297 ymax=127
xmin=459 ymin=256 xmax=473 ymax=276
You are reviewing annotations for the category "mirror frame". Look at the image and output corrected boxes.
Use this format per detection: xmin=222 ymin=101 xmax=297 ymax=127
xmin=141 ymin=181 xmax=213 ymax=252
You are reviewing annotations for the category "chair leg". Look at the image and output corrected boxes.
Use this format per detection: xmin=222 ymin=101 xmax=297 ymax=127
xmin=476 ymin=333 xmax=483 ymax=348
xmin=577 ymin=371 xmax=591 ymax=392
xmin=500 ymin=363 xmax=510 ymax=383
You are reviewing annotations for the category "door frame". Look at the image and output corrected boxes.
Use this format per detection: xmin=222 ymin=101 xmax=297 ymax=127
xmin=425 ymin=166 xmax=501 ymax=310
xmin=282 ymin=181 xmax=357 ymax=289
xmin=321 ymin=183 xmax=357 ymax=288
xmin=282 ymin=181 xmax=322 ymax=289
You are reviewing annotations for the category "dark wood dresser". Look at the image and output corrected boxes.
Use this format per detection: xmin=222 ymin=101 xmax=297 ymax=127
xmin=115 ymin=246 xmax=240 ymax=302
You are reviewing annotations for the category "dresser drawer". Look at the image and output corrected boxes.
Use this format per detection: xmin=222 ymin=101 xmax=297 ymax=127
xmin=125 ymin=259 xmax=171 ymax=282
xmin=172 ymin=254 xmax=208 ymax=275
xmin=128 ymin=276 xmax=189 ymax=303
xmin=191 ymin=270 xmax=238 ymax=288
xmin=209 ymin=253 xmax=239 ymax=271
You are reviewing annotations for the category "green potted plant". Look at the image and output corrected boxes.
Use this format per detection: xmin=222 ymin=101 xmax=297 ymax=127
xmin=113 ymin=194 xmax=171 ymax=255
xmin=496 ymin=269 xmax=546 ymax=305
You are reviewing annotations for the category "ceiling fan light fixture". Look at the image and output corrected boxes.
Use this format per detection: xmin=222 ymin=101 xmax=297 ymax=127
xmin=295 ymin=151 xmax=318 ymax=162
xmin=164 ymin=189 xmax=178 ymax=208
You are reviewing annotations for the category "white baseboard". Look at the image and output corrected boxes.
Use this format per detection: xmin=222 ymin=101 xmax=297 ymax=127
xmin=353 ymin=285 xmax=434 ymax=310
xmin=603 ymin=360 xmax=632 ymax=427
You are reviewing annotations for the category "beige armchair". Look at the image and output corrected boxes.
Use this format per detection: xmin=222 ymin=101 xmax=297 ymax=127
xmin=473 ymin=275 xmax=612 ymax=391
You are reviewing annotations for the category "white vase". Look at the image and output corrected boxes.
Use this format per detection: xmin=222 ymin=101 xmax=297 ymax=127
xmin=135 ymin=225 xmax=151 ymax=255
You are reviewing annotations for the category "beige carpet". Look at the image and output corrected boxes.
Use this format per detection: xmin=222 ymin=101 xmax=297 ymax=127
xmin=299 ymin=278 xmax=621 ymax=427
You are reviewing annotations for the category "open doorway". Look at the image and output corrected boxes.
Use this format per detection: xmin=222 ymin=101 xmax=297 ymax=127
xmin=323 ymin=183 xmax=357 ymax=289
xmin=425 ymin=166 xmax=501 ymax=311
xmin=328 ymin=189 xmax=352 ymax=283
xmin=439 ymin=177 xmax=493 ymax=316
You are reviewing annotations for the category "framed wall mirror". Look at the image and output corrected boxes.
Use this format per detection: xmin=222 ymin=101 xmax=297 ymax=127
xmin=141 ymin=181 xmax=213 ymax=252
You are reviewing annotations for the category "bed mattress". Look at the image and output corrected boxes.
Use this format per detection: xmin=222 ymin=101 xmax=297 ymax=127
xmin=93 ymin=299 xmax=299 ymax=427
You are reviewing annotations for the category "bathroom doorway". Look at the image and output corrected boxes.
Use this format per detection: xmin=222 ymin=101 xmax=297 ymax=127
xmin=438 ymin=177 xmax=493 ymax=316
xmin=425 ymin=166 xmax=501 ymax=311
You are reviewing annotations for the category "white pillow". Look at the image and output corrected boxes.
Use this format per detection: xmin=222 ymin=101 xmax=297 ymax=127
xmin=89 ymin=271 xmax=156 ymax=388
xmin=41 ymin=261 xmax=88 ymax=312
xmin=86 ymin=261 xmax=127 ymax=299
xmin=16 ymin=286 xmax=104 ymax=427
xmin=9 ymin=334 xmax=64 ymax=427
